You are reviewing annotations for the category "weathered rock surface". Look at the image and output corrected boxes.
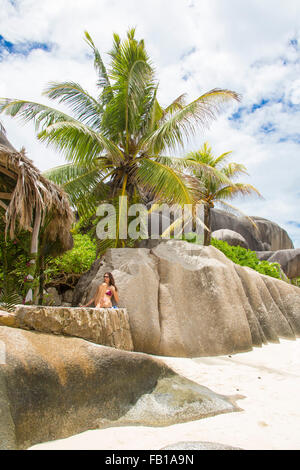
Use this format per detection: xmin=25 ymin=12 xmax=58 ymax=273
xmin=5 ymin=305 xmax=134 ymax=351
xmin=62 ymin=289 xmax=74 ymax=304
xmin=74 ymin=241 xmax=300 ymax=357
xmin=46 ymin=287 xmax=62 ymax=306
xmin=0 ymin=310 xmax=17 ymax=327
xmin=212 ymin=229 xmax=249 ymax=249
xmin=211 ymin=209 xmax=294 ymax=251
xmin=256 ymin=249 xmax=300 ymax=279
xmin=0 ymin=326 xmax=239 ymax=450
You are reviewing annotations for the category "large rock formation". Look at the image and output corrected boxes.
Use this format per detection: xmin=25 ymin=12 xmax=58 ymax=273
xmin=74 ymin=241 xmax=300 ymax=357
xmin=0 ymin=326 xmax=239 ymax=450
xmin=5 ymin=305 xmax=133 ymax=351
xmin=256 ymin=248 xmax=300 ymax=279
xmin=210 ymin=209 xmax=294 ymax=251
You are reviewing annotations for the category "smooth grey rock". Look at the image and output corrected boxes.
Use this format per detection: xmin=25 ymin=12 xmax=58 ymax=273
xmin=46 ymin=287 xmax=62 ymax=306
xmin=62 ymin=289 xmax=74 ymax=303
xmin=0 ymin=326 xmax=240 ymax=450
xmin=212 ymin=229 xmax=249 ymax=249
xmin=256 ymin=248 xmax=300 ymax=279
xmin=210 ymin=209 xmax=294 ymax=251
xmin=0 ymin=370 xmax=17 ymax=450
xmin=138 ymin=208 xmax=294 ymax=252
xmin=72 ymin=258 xmax=102 ymax=307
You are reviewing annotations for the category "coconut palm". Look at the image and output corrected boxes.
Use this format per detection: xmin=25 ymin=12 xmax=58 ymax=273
xmin=183 ymin=142 xmax=262 ymax=245
xmin=0 ymin=28 xmax=240 ymax=246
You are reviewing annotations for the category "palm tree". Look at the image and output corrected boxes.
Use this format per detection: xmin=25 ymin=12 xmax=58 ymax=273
xmin=0 ymin=28 xmax=240 ymax=247
xmin=183 ymin=142 xmax=262 ymax=245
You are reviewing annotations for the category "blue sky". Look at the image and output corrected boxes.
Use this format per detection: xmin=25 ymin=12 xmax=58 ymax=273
xmin=0 ymin=0 xmax=300 ymax=246
xmin=0 ymin=34 xmax=51 ymax=58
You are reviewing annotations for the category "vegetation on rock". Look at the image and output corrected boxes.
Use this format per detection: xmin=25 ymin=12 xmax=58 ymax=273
xmin=181 ymin=232 xmax=281 ymax=280
xmin=211 ymin=238 xmax=281 ymax=279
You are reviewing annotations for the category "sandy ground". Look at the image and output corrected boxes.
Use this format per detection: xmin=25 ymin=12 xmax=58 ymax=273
xmin=30 ymin=338 xmax=300 ymax=451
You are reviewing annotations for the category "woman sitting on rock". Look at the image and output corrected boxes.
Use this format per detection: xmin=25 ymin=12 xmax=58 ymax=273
xmin=82 ymin=272 xmax=119 ymax=308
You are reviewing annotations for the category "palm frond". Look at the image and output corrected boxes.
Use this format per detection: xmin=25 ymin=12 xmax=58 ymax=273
xmin=43 ymin=163 xmax=110 ymax=217
xmin=43 ymin=81 xmax=103 ymax=130
xmin=0 ymin=287 xmax=22 ymax=312
xmin=141 ymin=89 xmax=240 ymax=154
xmin=84 ymin=31 xmax=114 ymax=105
xmin=213 ymin=151 xmax=233 ymax=167
xmin=136 ymin=158 xmax=196 ymax=205
xmin=214 ymin=183 xmax=263 ymax=201
xmin=108 ymin=32 xmax=122 ymax=59
xmin=221 ymin=162 xmax=248 ymax=179
xmin=183 ymin=157 xmax=234 ymax=187
xmin=37 ymin=121 xmax=123 ymax=165
xmin=0 ymin=98 xmax=75 ymax=132
xmin=163 ymin=93 xmax=187 ymax=115
xmin=103 ymin=36 xmax=156 ymax=144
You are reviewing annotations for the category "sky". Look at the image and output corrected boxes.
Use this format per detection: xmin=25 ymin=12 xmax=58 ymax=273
xmin=0 ymin=0 xmax=300 ymax=246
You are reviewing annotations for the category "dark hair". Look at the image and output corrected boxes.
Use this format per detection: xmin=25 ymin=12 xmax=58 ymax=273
xmin=104 ymin=272 xmax=118 ymax=291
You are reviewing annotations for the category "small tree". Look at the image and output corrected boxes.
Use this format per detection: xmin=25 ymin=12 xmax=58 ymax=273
xmin=183 ymin=142 xmax=262 ymax=245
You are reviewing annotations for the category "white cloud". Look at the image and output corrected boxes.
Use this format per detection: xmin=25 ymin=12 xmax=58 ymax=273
xmin=1 ymin=0 xmax=300 ymax=246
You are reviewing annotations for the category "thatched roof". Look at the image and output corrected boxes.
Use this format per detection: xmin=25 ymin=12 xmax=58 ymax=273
xmin=0 ymin=131 xmax=74 ymax=249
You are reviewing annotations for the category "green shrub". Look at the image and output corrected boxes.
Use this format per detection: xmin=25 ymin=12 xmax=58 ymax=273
xmin=210 ymin=238 xmax=281 ymax=279
xmin=291 ymin=277 xmax=300 ymax=288
xmin=0 ymin=227 xmax=31 ymax=299
xmin=48 ymin=233 xmax=97 ymax=277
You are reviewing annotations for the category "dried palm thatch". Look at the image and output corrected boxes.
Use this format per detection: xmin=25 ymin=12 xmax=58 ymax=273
xmin=0 ymin=131 xmax=74 ymax=250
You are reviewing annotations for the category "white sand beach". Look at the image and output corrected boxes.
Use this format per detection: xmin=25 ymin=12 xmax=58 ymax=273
xmin=30 ymin=338 xmax=300 ymax=451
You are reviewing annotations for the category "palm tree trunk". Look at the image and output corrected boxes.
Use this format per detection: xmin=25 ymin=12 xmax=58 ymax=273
xmin=204 ymin=204 xmax=211 ymax=246
xmin=38 ymin=255 xmax=45 ymax=305
xmin=25 ymin=205 xmax=42 ymax=304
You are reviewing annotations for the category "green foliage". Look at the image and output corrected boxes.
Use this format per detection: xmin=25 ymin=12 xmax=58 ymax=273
xmin=0 ymin=232 xmax=97 ymax=299
xmin=0 ymin=225 xmax=31 ymax=300
xmin=0 ymin=288 xmax=22 ymax=312
xmin=47 ymin=234 xmax=97 ymax=277
xmin=291 ymin=277 xmax=300 ymax=288
xmin=211 ymin=238 xmax=281 ymax=279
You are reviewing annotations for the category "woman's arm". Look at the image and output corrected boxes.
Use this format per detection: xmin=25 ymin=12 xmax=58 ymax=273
xmin=112 ymin=287 xmax=119 ymax=304
xmin=82 ymin=284 xmax=103 ymax=307
xmin=82 ymin=297 xmax=94 ymax=307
